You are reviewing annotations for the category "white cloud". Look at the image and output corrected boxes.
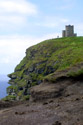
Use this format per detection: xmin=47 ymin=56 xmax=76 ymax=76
xmin=0 ymin=15 xmax=26 ymax=27
xmin=0 ymin=0 xmax=38 ymax=30
xmin=0 ymin=0 xmax=37 ymax=15
xmin=0 ymin=36 xmax=35 ymax=65
xmin=0 ymin=58 xmax=10 ymax=64
xmin=0 ymin=35 xmax=35 ymax=64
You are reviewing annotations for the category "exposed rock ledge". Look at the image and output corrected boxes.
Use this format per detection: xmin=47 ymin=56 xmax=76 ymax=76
xmin=30 ymin=78 xmax=83 ymax=102
xmin=30 ymin=63 xmax=83 ymax=101
xmin=30 ymin=62 xmax=83 ymax=102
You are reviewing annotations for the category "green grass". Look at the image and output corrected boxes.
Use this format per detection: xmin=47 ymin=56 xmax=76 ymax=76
xmin=67 ymin=68 xmax=83 ymax=77
xmin=2 ymin=95 xmax=16 ymax=101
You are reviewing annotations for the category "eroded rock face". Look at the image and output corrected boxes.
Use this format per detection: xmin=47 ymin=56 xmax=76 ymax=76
xmin=30 ymin=78 xmax=83 ymax=102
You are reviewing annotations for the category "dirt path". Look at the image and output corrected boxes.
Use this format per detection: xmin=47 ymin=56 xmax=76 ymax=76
xmin=0 ymin=96 xmax=83 ymax=125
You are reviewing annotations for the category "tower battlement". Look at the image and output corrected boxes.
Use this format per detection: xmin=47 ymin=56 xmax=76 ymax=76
xmin=62 ymin=25 xmax=77 ymax=37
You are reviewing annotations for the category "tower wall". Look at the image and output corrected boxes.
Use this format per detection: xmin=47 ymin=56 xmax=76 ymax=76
xmin=65 ymin=25 xmax=74 ymax=37
xmin=62 ymin=30 xmax=66 ymax=37
xmin=62 ymin=25 xmax=77 ymax=37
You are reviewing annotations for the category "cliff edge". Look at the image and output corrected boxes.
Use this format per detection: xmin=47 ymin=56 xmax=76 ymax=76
xmin=3 ymin=36 xmax=83 ymax=101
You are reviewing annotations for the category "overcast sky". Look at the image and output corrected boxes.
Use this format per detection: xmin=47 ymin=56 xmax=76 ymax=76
xmin=0 ymin=0 xmax=83 ymax=74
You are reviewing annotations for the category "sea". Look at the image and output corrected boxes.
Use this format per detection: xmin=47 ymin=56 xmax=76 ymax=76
xmin=0 ymin=75 xmax=10 ymax=99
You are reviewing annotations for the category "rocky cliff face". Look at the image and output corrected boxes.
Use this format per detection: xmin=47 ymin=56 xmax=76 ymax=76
xmin=30 ymin=63 xmax=83 ymax=101
xmin=4 ymin=37 xmax=83 ymax=101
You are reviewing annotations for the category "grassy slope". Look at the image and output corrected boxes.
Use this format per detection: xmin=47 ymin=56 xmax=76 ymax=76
xmin=6 ymin=37 xmax=83 ymax=100
xmin=15 ymin=37 xmax=83 ymax=73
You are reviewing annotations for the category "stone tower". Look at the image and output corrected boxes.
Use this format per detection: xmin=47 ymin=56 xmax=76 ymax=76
xmin=62 ymin=30 xmax=66 ymax=37
xmin=62 ymin=25 xmax=77 ymax=37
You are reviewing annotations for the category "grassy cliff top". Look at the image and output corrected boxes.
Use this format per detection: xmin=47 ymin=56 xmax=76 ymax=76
xmin=15 ymin=37 xmax=83 ymax=72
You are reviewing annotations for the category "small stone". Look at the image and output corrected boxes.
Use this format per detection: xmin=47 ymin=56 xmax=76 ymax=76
xmin=49 ymin=100 xmax=54 ymax=103
xmin=15 ymin=111 xmax=25 ymax=115
xmin=75 ymin=98 xmax=80 ymax=101
xmin=43 ymin=102 xmax=48 ymax=105
xmin=15 ymin=112 xmax=18 ymax=115
xmin=52 ymin=121 xmax=61 ymax=125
